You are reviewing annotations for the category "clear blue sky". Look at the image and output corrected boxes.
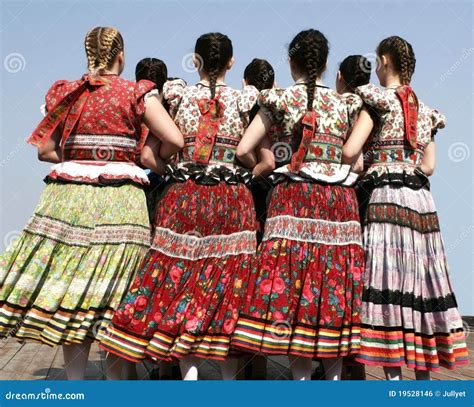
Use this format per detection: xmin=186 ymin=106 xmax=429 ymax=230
xmin=1 ymin=0 xmax=473 ymax=314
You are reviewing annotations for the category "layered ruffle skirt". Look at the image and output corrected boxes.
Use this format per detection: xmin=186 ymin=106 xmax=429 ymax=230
xmin=0 ymin=182 xmax=150 ymax=345
xmin=356 ymin=184 xmax=469 ymax=371
xmin=231 ymin=181 xmax=364 ymax=358
xmin=100 ymin=179 xmax=258 ymax=362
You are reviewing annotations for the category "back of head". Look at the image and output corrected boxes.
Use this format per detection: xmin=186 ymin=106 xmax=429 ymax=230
xmin=135 ymin=58 xmax=168 ymax=92
xmin=289 ymin=29 xmax=329 ymax=111
xmin=377 ymin=35 xmax=416 ymax=85
xmin=195 ymin=32 xmax=233 ymax=99
xmin=244 ymin=58 xmax=275 ymax=91
xmin=84 ymin=27 xmax=124 ymax=76
xmin=339 ymin=55 xmax=371 ymax=92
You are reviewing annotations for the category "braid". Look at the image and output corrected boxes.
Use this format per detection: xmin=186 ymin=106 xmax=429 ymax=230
xmin=289 ymin=29 xmax=329 ymax=111
xmin=84 ymin=27 xmax=124 ymax=75
xmin=244 ymin=58 xmax=275 ymax=91
xmin=135 ymin=58 xmax=168 ymax=91
xmin=195 ymin=32 xmax=233 ymax=100
xmin=377 ymin=36 xmax=416 ymax=85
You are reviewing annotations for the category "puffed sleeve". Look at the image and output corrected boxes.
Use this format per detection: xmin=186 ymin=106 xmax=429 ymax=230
xmin=257 ymin=88 xmax=286 ymax=125
xmin=355 ymin=83 xmax=391 ymax=112
xmin=44 ymin=79 xmax=71 ymax=112
xmin=430 ymin=108 xmax=446 ymax=134
xmin=344 ymin=93 xmax=363 ymax=129
xmin=163 ymin=78 xmax=187 ymax=118
xmin=238 ymin=85 xmax=259 ymax=112
xmin=134 ymin=79 xmax=156 ymax=118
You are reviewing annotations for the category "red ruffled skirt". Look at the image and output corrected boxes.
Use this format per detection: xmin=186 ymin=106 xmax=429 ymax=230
xmin=231 ymin=181 xmax=364 ymax=358
xmin=100 ymin=180 xmax=257 ymax=362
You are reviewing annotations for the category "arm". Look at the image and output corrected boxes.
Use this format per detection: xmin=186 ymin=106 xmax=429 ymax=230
xmin=419 ymin=140 xmax=436 ymax=176
xmin=236 ymin=109 xmax=273 ymax=169
xmin=140 ymin=135 xmax=168 ymax=175
xmin=351 ymin=152 xmax=364 ymax=174
xmin=252 ymin=137 xmax=275 ymax=177
xmin=342 ymin=108 xmax=374 ymax=164
xmin=143 ymin=96 xmax=184 ymax=160
xmin=37 ymin=128 xmax=62 ymax=163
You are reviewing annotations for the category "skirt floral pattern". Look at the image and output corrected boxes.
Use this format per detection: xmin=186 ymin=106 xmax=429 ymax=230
xmin=232 ymin=181 xmax=364 ymax=358
xmin=0 ymin=182 xmax=150 ymax=345
xmin=100 ymin=180 xmax=258 ymax=362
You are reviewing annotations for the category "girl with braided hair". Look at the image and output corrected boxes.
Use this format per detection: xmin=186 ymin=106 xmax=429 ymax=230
xmin=0 ymin=27 xmax=183 ymax=380
xmin=100 ymin=32 xmax=274 ymax=380
xmin=232 ymin=29 xmax=364 ymax=381
xmin=343 ymin=35 xmax=468 ymax=379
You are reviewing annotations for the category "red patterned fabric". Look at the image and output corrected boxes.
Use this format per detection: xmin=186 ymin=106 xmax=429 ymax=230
xmin=100 ymin=180 xmax=258 ymax=362
xmin=395 ymin=85 xmax=419 ymax=148
xmin=28 ymin=75 xmax=105 ymax=147
xmin=32 ymin=75 xmax=155 ymax=164
xmin=289 ymin=111 xmax=318 ymax=172
xmin=231 ymin=182 xmax=364 ymax=358
xmin=193 ymin=97 xmax=225 ymax=164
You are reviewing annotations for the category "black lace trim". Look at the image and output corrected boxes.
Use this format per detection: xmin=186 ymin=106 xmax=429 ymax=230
xmin=165 ymin=163 xmax=253 ymax=186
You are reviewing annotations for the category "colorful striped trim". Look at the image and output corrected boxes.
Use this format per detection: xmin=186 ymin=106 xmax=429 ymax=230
xmin=366 ymin=203 xmax=440 ymax=233
xmin=151 ymin=227 xmax=256 ymax=260
xmin=100 ymin=325 xmax=234 ymax=362
xmin=262 ymin=215 xmax=362 ymax=247
xmin=231 ymin=316 xmax=361 ymax=358
xmin=24 ymin=213 xmax=150 ymax=247
xmin=0 ymin=302 xmax=114 ymax=346
xmin=356 ymin=326 xmax=469 ymax=371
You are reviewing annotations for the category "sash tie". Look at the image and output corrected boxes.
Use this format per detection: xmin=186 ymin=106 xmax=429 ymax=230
xmin=193 ymin=96 xmax=225 ymax=164
xmin=395 ymin=85 xmax=419 ymax=149
xmin=289 ymin=110 xmax=318 ymax=172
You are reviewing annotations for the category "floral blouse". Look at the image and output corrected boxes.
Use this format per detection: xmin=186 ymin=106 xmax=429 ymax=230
xmin=259 ymin=83 xmax=362 ymax=184
xmin=163 ymin=79 xmax=259 ymax=168
xmin=356 ymin=83 xmax=445 ymax=178
xmin=44 ymin=75 xmax=155 ymax=186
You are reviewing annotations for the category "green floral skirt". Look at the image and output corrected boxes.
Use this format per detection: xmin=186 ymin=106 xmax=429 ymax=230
xmin=0 ymin=182 xmax=150 ymax=346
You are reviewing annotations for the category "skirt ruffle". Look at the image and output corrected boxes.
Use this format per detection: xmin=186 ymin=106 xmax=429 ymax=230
xmin=356 ymin=185 xmax=469 ymax=371
xmin=231 ymin=181 xmax=364 ymax=358
xmin=0 ymin=183 xmax=150 ymax=345
xmin=100 ymin=180 xmax=257 ymax=362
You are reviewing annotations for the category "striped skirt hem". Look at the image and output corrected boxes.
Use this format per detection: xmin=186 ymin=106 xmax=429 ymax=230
xmin=231 ymin=316 xmax=361 ymax=358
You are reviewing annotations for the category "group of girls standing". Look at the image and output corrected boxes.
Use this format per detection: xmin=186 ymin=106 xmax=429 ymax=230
xmin=0 ymin=26 xmax=468 ymax=381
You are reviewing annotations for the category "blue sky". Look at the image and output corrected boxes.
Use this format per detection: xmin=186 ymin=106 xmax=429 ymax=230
xmin=0 ymin=0 xmax=473 ymax=313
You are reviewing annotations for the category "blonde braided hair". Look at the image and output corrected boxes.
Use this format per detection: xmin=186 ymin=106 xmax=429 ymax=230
xmin=84 ymin=27 xmax=124 ymax=76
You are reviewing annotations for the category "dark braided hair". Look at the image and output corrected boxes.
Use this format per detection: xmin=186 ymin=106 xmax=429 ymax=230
xmin=377 ymin=36 xmax=416 ymax=85
xmin=244 ymin=58 xmax=275 ymax=91
xmin=135 ymin=58 xmax=168 ymax=92
xmin=289 ymin=29 xmax=329 ymax=111
xmin=195 ymin=32 xmax=233 ymax=99
xmin=339 ymin=55 xmax=371 ymax=92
